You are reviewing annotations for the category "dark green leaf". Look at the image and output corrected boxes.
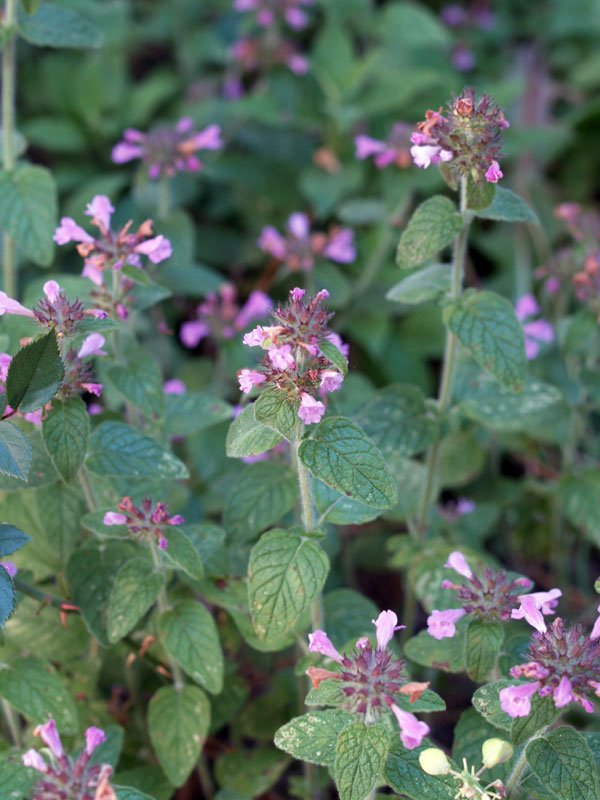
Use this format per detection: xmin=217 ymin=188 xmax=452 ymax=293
xmin=466 ymin=175 xmax=496 ymax=210
xmin=106 ymin=557 xmax=164 ymax=643
xmin=274 ymin=709 xmax=352 ymax=767
xmin=225 ymin=404 xmax=283 ymax=459
xmin=465 ymin=620 xmax=504 ymax=682
xmin=0 ymin=567 xmax=14 ymax=627
xmin=164 ymin=393 xmax=232 ymax=436
xmin=162 ymin=527 xmax=204 ymax=581
xmin=6 ymin=330 xmax=64 ymax=413
xmin=319 ymin=338 xmax=348 ymax=375
xmin=254 ymin=387 xmax=298 ymax=441
xmin=334 ymin=722 xmax=389 ymax=800
xmin=108 ymin=354 xmax=165 ymax=420
xmin=86 ymin=422 xmax=188 ymax=478
xmin=0 ymin=421 xmax=31 ymax=480
xmin=18 ymin=3 xmax=104 ymax=48
xmin=42 ymin=396 xmax=90 ymax=481
xmin=526 ymin=727 xmax=599 ymax=800
xmin=0 ymin=165 xmax=57 ymax=265
xmin=384 ymin=738 xmax=457 ymax=800
xmin=386 ymin=263 xmax=451 ymax=305
xmin=560 ymin=470 xmax=600 ymax=547
xmin=396 ymin=196 xmax=462 ymax=269
xmin=0 ymin=523 xmax=31 ymax=556
xmin=511 ymin=693 xmax=560 ymax=746
xmin=472 ymin=680 xmax=514 ymax=731
xmin=404 ymin=624 xmax=467 ymax=674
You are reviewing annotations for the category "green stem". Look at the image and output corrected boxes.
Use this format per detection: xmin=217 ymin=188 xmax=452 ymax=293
xmin=150 ymin=543 xmax=185 ymax=690
xmin=415 ymin=177 xmax=471 ymax=540
xmin=78 ymin=465 xmax=98 ymax=512
xmin=1 ymin=698 xmax=21 ymax=748
xmin=14 ymin=578 xmax=64 ymax=608
xmin=505 ymin=745 xmax=529 ymax=796
xmin=2 ymin=0 xmax=17 ymax=297
xmin=158 ymin=174 xmax=170 ymax=220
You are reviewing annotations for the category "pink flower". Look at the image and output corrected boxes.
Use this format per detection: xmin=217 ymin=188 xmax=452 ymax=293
xmin=238 ymin=369 xmax=267 ymax=393
xmin=545 ymin=276 xmax=561 ymax=294
xmin=290 ymin=287 xmax=305 ymax=301
xmin=192 ymin=124 xmax=223 ymax=150
xmin=499 ymin=682 xmax=540 ymax=718
xmin=515 ymin=295 xmax=540 ymax=319
xmin=288 ymin=212 xmax=310 ymax=239
xmin=287 ymin=53 xmax=309 ymax=75
xmin=0 ymin=291 xmax=34 ymax=318
xmin=180 ymin=320 xmax=210 ymax=349
xmin=355 ymin=135 xmax=386 ymax=160
xmin=553 ymin=676 xmax=574 ymax=708
xmin=444 ymin=551 xmax=473 ymax=579
xmin=258 ymin=226 xmax=287 ymax=259
xmin=372 ymin=610 xmax=403 ymax=650
xmin=518 ymin=589 xmax=561 ymax=616
xmin=268 ymin=343 xmax=295 ymax=370
xmin=323 ymin=331 xmax=349 ymax=359
xmin=163 ymin=379 xmax=186 ymax=395
xmin=298 ymin=392 xmax=325 ymax=424
xmin=85 ymin=195 xmax=114 ymax=232
xmin=320 ymin=370 xmax=344 ymax=393
xmin=485 ymin=160 xmax=503 ymax=183
xmin=43 ymin=280 xmax=61 ymax=302
xmin=308 ymin=630 xmax=343 ymax=663
xmin=410 ymin=145 xmax=453 ymax=168
xmin=112 ymin=141 xmax=145 ymax=163
xmin=34 ymin=719 xmax=64 ymax=759
xmin=356 ymin=637 xmax=369 ymax=650
xmin=591 ymin=605 xmax=600 ymax=641
xmin=82 ymin=262 xmax=104 ymax=287
xmin=285 ymin=6 xmax=308 ymax=28
xmin=81 ymin=383 xmax=103 ymax=397
xmin=390 ymin=705 xmax=430 ymax=749
xmin=158 ymin=534 xmax=168 ymax=551
xmin=515 ymin=295 xmax=554 ymax=360
xmin=456 ymin=498 xmax=475 ymax=514
xmin=86 ymin=308 xmax=108 ymax=319
xmin=511 ymin=595 xmax=547 ymax=634
xmin=78 ymin=333 xmax=107 ymax=359
xmin=85 ymin=726 xmax=107 ymax=756
xmin=235 ymin=291 xmax=273 ymax=329
xmin=133 ymin=235 xmax=172 ymax=264
xmin=242 ymin=326 xmax=267 ymax=347
xmin=323 ymin=229 xmax=356 ymax=263
xmin=22 ymin=749 xmax=48 ymax=773
xmin=104 ymin=512 xmax=127 ymax=526
xmin=0 ymin=561 xmax=17 ymax=579
xmin=53 ymin=217 xmax=94 ymax=245
xmin=426 ymin=608 xmax=466 ymax=640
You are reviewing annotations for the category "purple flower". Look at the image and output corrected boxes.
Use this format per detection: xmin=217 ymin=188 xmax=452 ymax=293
xmin=485 ymin=160 xmax=503 ymax=183
xmin=85 ymin=726 xmax=107 ymax=756
xmin=192 ymin=124 xmax=223 ymax=150
xmin=85 ymin=195 xmax=114 ymax=232
xmin=320 ymin=370 xmax=344 ymax=393
xmin=426 ymin=608 xmax=467 ymax=640
xmin=356 ymin=637 xmax=369 ymax=650
xmin=308 ymin=630 xmax=343 ymax=663
xmin=180 ymin=320 xmax=210 ymax=348
xmin=0 ymin=561 xmax=17 ymax=579
xmin=323 ymin=228 xmax=355 ymax=263
xmin=53 ymin=217 xmax=94 ymax=245
xmin=268 ymin=343 xmax=295 ymax=370
xmin=34 ymin=719 xmax=64 ymax=759
xmin=390 ymin=705 xmax=430 ymax=749
xmin=104 ymin=512 xmax=127 ymax=526
xmin=553 ymin=676 xmax=575 ymax=708
xmin=22 ymin=749 xmax=49 ymax=773
xmin=298 ymin=392 xmax=325 ymax=424
xmin=288 ymin=211 xmax=310 ymax=239
xmin=158 ymin=533 xmax=168 ymax=551
xmin=517 ymin=588 xmax=561 ymax=616
xmin=78 ymin=333 xmax=107 ymax=359
xmin=499 ymin=682 xmax=541 ymax=718
xmin=372 ymin=610 xmax=403 ymax=650
xmin=235 ymin=291 xmax=273 ymax=329
xmin=163 ymin=378 xmax=186 ymax=395
xmin=290 ymin=287 xmax=305 ymax=301
xmin=238 ymin=369 xmax=267 ymax=393
xmin=355 ymin=135 xmax=386 ymax=160
xmin=258 ymin=226 xmax=287 ymax=259
xmin=133 ymin=234 xmax=172 ymax=264
xmin=323 ymin=331 xmax=349 ymax=359
xmin=0 ymin=291 xmax=35 ymax=318
xmin=43 ymin=280 xmax=61 ymax=303
xmin=444 ymin=551 xmax=473 ymax=579
xmin=515 ymin=294 xmax=554 ymax=359
xmin=591 ymin=604 xmax=600 ymax=641
xmin=411 ymin=144 xmax=453 ymax=169
xmin=511 ymin=594 xmax=547 ymax=634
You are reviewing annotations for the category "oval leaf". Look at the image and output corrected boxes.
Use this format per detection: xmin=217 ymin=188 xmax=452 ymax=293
xmin=465 ymin=620 xmax=504 ymax=682
xmin=334 ymin=721 xmax=389 ymax=800
xmin=0 ymin=421 xmax=31 ymax=480
xmin=85 ymin=422 xmax=188 ymax=479
xmin=254 ymin=387 xmax=298 ymax=441
xmin=6 ymin=329 xmax=64 ymax=413
xmin=274 ymin=709 xmax=352 ymax=767
xmin=225 ymin=404 xmax=283 ymax=459
xmin=18 ymin=3 xmax=104 ymax=48
xmin=396 ymin=196 xmax=462 ymax=269
xmin=42 ymin=396 xmax=90 ymax=482
xmin=0 ymin=165 xmax=57 ymax=265
xmin=526 ymin=727 xmax=600 ymax=800
xmin=107 ymin=557 xmax=164 ymax=643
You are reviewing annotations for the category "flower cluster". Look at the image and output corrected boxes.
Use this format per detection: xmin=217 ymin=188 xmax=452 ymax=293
xmin=234 ymin=0 xmax=313 ymax=31
xmin=410 ymin=88 xmax=508 ymax=184
xmin=499 ymin=606 xmax=600 ymax=718
xmin=180 ymin=284 xmax=272 ymax=349
xmin=23 ymin=718 xmax=113 ymax=800
xmin=308 ymin=610 xmax=430 ymax=749
xmin=112 ymin=117 xmax=223 ymax=179
xmin=354 ymin=123 xmax=412 ymax=169
xmin=238 ymin=287 xmax=348 ymax=425
xmin=258 ymin=212 xmax=355 ymax=271
xmin=103 ymin=497 xmax=185 ymax=551
xmin=54 ymin=195 xmax=172 ymax=292
xmin=515 ymin=294 xmax=554 ymax=359
xmin=426 ymin=551 xmax=561 ymax=640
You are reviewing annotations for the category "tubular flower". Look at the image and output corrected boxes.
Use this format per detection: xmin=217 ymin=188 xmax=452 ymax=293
xmin=515 ymin=294 xmax=554 ymax=359
xmin=102 ymin=497 xmax=185 ymax=551
xmin=354 ymin=123 xmax=412 ymax=169
xmin=306 ymin=610 xmax=430 ymax=749
xmin=258 ymin=212 xmax=356 ymax=271
xmin=112 ymin=117 xmax=223 ymax=179
xmin=238 ymin=287 xmax=347 ymax=426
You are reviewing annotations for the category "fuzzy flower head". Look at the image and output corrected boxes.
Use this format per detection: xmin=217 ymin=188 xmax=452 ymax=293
xmin=515 ymin=294 xmax=554 ymax=359
xmin=306 ymin=612 xmax=429 ymax=748
xmin=354 ymin=123 xmax=412 ymax=169
xmin=103 ymin=497 xmax=184 ymax=551
xmin=180 ymin=284 xmax=272 ymax=349
xmin=427 ymin=551 xmax=560 ymax=637
xmin=410 ymin=88 xmax=508 ymax=184
xmin=112 ymin=118 xmax=223 ymax=179
xmin=26 ymin=719 xmax=113 ymax=798
xmin=238 ymin=288 xmax=347 ymax=425
xmin=258 ymin=212 xmax=356 ymax=271
xmin=502 ymin=614 xmax=600 ymax=717
xmin=234 ymin=0 xmax=314 ymax=31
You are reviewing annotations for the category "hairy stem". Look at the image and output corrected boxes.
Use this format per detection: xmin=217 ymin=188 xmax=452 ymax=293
xmin=2 ymin=0 xmax=17 ymax=297
xmin=505 ymin=744 xmax=529 ymax=796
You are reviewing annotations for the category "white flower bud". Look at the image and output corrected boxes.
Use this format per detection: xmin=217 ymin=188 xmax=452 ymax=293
xmin=418 ymin=747 xmax=450 ymax=775
xmin=481 ymin=738 xmax=514 ymax=769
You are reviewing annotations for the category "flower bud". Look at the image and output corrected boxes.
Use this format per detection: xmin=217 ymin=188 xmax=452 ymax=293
xmin=418 ymin=747 xmax=450 ymax=775
xmin=481 ymin=738 xmax=514 ymax=769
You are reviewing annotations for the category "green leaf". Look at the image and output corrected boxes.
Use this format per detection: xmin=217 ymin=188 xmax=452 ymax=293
xmin=526 ymin=727 xmax=599 ymax=800
xmin=0 ymin=165 xmax=57 ymax=265
xmin=254 ymin=387 xmax=298 ymax=441
xmin=393 ymin=689 xmax=446 ymax=714
xmin=6 ymin=330 xmax=64 ymax=413
xmin=274 ymin=709 xmax=352 ymax=767
xmin=0 ymin=567 xmax=14 ymax=627
xmin=443 ymin=290 xmax=527 ymax=392
xmin=384 ymin=738 xmax=458 ymax=800
xmin=404 ymin=623 xmax=467 ymax=673
xmin=312 ymin=478 xmax=382 ymax=525
xmin=438 ymin=431 xmax=485 ymax=488
xmin=162 ymin=527 xmax=204 ymax=580
xmin=466 ymin=174 xmax=496 ymax=210
xmin=386 ymin=263 xmax=451 ymax=305
xmin=319 ymin=338 xmax=348 ymax=376
xmin=164 ymin=393 xmax=232 ymax=436
xmin=460 ymin=379 xmax=563 ymax=431
xmin=86 ymin=422 xmax=188 ymax=479
xmin=114 ymin=788 xmax=157 ymax=800
xmin=472 ymin=680 xmax=514 ymax=732
xmin=148 ymin=685 xmax=210 ymax=787
xmin=18 ymin=3 xmax=104 ymax=48
xmin=20 ymin=0 xmax=42 ymax=14
xmin=0 ymin=523 xmax=31 ymax=556
xmin=0 ymin=656 xmax=78 ymax=733
xmin=106 ymin=558 xmax=164 ymax=643
xmin=476 ymin=187 xmax=539 ymax=224
xmin=0 ymin=754 xmax=37 ymax=799
xmin=560 ymin=470 xmax=600 ymax=547
xmin=159 ymin=599 xmax=223 ymax=694
xmin=248 ymin=528 xmax=329 ymax=643
xmin=334 ymin=721 xmax=389 ymax=800
xmin=396 ymin=196 xmax=462 ymax=269
xmin=225 ymin=404 xmax=283 ymax=459
xmin=511 ymin=692 xmax=560 ymax=746
xmin=465 ymin=620 xmax=504 ymax=682
xmin=66 ymin=540 xmax=136 ymax=645
xmin=214 ymin=747 xmax=289 ymax=797
xmin=42 ymin=396 xmax=90 ymax=481
xmin=108 ymin=354 xmax=165 ymax=420
xmin=298 ymin=417 xmax=397 ymax=509
xmin=355 ymin=384 xmax=438 ymax=459
xmin=0 ymin=421 xmax=31 ymax=480
xmin=223 ymin=462 xmax=298 ymax=541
